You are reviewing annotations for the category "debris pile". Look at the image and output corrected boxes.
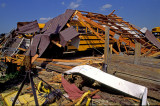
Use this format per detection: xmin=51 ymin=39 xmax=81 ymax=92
xmin=0 ymin=9 xmax=160 ymax=105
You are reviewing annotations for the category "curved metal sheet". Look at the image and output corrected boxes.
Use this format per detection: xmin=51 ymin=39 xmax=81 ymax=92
xmin=64 ymin=65 xmax=148 ymax=105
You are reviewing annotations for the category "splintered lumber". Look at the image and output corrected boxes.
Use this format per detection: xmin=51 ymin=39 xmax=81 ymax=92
xmin=109 ymin=54 xmax=160 ymax=69
xmin=51 ymin=40 xmax=62 ymax=48
xmin=33 ymin=57 xmax=89 ymax=73
xmin=31 ymin=54 xmax=39 ymax=63
xmin=33 ymin=61 xmax=75 ymax=73
xmin=76 ymin=56 xmax=103 ymax=60
xmin=82 ymin=86 xmax=140 ymax=105
xmin=47 ymin=62 xmax=73 ymax=69
xmin=35 ymin=58 xmax=86 ymax=63
xmin=18 ymin=48 xmax=26 ymax=51
xmin=114 ymin=71 xmax=160 ymax=100
xmin=33 ymin=57 xmax=94 ymax=73
xmin=76 ymin=11 xmax=119 ymax=55
xmin=149 ymin=52 xmax=160 ymax=57
xmin=75 ymin=10 xmax=160 ymax=56
xmin=107 ymin=59 xmax=160 ymax=100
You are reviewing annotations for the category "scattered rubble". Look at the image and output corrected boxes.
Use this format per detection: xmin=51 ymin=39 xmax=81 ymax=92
xmin=0 ymin=9 xmax=160 ymax=105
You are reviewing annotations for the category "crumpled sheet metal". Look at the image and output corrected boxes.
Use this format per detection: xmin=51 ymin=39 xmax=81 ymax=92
xmin=145 ymin=30 xmax=160 ymax=49
xmin=64 ymin=65 xmax=148 ymax=105
xmin=60 ymin=26 xmax=79 ymax=47
xmin=42 ymin=9 xmax=75 ymax=34
xmin=26 ymin=9 xmax=77 ymax=57
xmin=17 ymin=20 xmax=39 ymax=34
xmin=26 ymin=34 xmax=50 ymax=57
xmin=141 ymin=27 xmax=160 ymax=49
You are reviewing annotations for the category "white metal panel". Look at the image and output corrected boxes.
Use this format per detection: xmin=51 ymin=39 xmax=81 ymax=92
xmin=64 ymin=65 xmax=147 ymax=105
xmin=140 ymin=27 xmax=148 ymax=33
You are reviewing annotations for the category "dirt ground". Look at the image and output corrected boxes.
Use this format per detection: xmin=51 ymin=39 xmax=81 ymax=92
xmin=0 ymin=51 xmax=160 ymax=105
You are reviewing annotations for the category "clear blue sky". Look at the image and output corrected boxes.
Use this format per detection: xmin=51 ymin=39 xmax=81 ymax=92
xmin=0 ymin=0 xmax=159 ymax=33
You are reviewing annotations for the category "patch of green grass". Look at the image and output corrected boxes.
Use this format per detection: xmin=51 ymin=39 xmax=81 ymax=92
xmin=0 ymin=71 xmax=19 ymax=82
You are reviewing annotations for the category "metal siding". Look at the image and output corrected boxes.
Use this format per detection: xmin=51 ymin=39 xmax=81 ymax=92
xmin=145 ymin=30 xmax=160 ymax=49
xmin=28 ymin=9 xmax=75 ymax=57
xmin=17 ymin=20 xmax=39 ymax=34
xmin=27 ymin=34 xmax=50 ymax=57
xmin=42 ymin=9 xmax=75 ymax=35
xmin=60 ymin=26 xmax=79 ymax=47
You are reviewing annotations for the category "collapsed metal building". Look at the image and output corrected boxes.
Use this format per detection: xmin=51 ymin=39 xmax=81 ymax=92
xmin=1 ymin=9 xmax=160 ymax=58
xmin=0 ymin=9 xmax=160 ymax=106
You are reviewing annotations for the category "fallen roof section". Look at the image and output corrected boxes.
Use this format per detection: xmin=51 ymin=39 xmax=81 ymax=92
xmin=16 ymin=20 xmax=40 ymax=34
xmin=42 ymin=9 xmax=75 ymax=34
xmin=26 ymin=9 xmax=79 ymax=57
xmin=64 ymin=65 xmax=148 ymax=105
xmin=2 ymin=9 xmax=160 ymax=58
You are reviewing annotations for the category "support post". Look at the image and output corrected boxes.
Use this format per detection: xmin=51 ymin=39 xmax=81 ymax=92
xmin=134 ymin=42 xmax=141 ymax=64
xmin=110 ymin=44 xmax=113 ymax=54
xmin=103 ymin=26 xmax=110 ymax=72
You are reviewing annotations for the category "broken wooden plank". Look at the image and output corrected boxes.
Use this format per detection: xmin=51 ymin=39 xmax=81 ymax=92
xmin=36 ymin=58 xmax=86 ymax=63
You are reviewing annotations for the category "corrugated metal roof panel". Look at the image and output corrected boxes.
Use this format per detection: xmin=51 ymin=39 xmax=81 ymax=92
xmin=28 ymin=9 xmax=75 ymax=57
xmin=42 ymin=9 xmax=75 ymax=35
xmin=17 ymin=20 xmax=39 ymax=34
xmin=60 ymin=26 xmax=79 ymax=47
xmin=26 ymin=34 xmax=50 ymax=57
xmin=145 ymin=30 xmax=160 ymax=49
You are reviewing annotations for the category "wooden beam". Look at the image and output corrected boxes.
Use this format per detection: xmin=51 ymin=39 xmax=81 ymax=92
xmin=134 ymin=42 xmax=141 ymax=64
xmin=51 ymin=40 xmax=62 ymax=48
xmin=141 ymin=47 xmax=153 ymax=57
xmin=31 ymin=54 xmax=39 ymax=64
xmin=18 ymin=48 xmax=26 ymax=51
xmin=117 ymin=40 xmax=121 ymax=53
xmin=66 ymin=23 xmax=71 ymax=27
xmin=77 ymin=11 xmax=150 ymax=55
xmin=47 ymin=62 xmax=73 ymax=69
xmin=78 ymin=10 xmax=157 ymax=56
xmin=124 ymin=45 xmax=129 ymax=55
xmin=110 ymin=14 xmax=157 ymax=52
xmin=108 ymin=10 xmax=115 ymax=16
xmin=36 ymin=58 xmax=86 ymax=63
xmin=76 ymin=12 xmax=119 ymax=55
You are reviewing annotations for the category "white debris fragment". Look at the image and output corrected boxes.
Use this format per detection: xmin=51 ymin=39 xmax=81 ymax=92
xmin=64 ymin=65 xmax=148 ymax=105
